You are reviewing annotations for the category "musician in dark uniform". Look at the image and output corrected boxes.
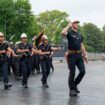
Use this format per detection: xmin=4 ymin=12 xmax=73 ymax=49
xmin=0 ymin=32 xmax=17 ymax=89
xmin=17 ymin=33 xmax=32 ymax=88
xmin=31 ymin=42 xmax=40 ymax=74
xmin=38 ymin=35 xmax=61 ymax=88
xmin=61 ymin=20 xmax=88 ymax=96
xmin=8 ymin=42 xmax=20 ymax=78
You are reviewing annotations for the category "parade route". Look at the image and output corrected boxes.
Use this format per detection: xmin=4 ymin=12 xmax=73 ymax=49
xmin=0 ymin=61 xmax=105 ymax=105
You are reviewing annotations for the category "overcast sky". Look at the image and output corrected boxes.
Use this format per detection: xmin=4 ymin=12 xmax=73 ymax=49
xmin=30 ymin=0 xmax=105 ymax=29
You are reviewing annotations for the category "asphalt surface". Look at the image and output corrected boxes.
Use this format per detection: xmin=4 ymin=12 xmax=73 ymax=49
xmin=0 ymin=61 xmax=105 ymax=105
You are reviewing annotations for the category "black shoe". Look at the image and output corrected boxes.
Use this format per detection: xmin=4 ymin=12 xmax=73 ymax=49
xmin=42 ymin=83 xmax=49 ymax=88
xmin=23 ymin=84 xmax=28 ymax=89
xmin=41 ymin=79 xmax=49 ymax=88
xmin=4 ymin=83 xmax=12 ymax=90
xmin=22 ymin=81 xmax=28 ymax=88
xmin=69 ymin=90 xmax=78 ymax=96
xmin=75 ymin=86 xmax=80 ymax=93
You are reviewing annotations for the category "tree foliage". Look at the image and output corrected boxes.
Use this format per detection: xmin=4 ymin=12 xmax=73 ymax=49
xmin=36 ymin=10 xmax=69 ymax=44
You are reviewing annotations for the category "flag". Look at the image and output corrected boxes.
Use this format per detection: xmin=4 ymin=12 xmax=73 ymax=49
xmin=35 ymin=30 xmax=44 ymax=48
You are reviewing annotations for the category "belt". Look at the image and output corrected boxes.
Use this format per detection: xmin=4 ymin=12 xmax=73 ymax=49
xmin=68 ymin=50 xmax=81 ymax=54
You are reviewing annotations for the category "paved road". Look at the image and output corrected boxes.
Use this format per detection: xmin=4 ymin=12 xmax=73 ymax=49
xmin=0 ymin=61 xmax=105 ymax=105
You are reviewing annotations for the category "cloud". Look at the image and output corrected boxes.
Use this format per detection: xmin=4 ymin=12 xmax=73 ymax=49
xmin=30 ymin=0 xmax=105 ymax=28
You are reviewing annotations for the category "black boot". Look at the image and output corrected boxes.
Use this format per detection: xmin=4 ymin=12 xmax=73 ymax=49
xmin=4 ymin=83 xmax=12 ymax=90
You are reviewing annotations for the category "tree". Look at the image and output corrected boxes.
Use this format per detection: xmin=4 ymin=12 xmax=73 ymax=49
xmin=0 ymin=0 xmax=15 ymax=37
xmin=36 ymin=10 xmax=69 ymax=44
xmin=82 ymin=23 xmax=104 ymax=52
xmin=101 ymin=25 xmax=105 ymax=52
xmin=0 ymin=0 xmax=39 ymax=42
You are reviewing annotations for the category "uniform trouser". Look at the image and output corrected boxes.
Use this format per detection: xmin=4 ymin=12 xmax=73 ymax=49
xmin=31 ymin=55 xmax=40 ymax=73
xmin=34 ymin=54 xmax=40 ymax=72
xmin=31 ymin=56 xmax=34 ymax=72
xmin=68 ymin=54 xmax=86 ymax=90
xmin=8 ymin=59 xmax=20 ymax=76
xmin=50 ymin=57 xmax=54 ymax=71
xmin=40 ymin=59 xmax=51 ymax=84
xmin=36 ymin=55 xmax=40 ymax=72
xmin=14 ymin=61 xmax=20 ymax=76
xmin=0 ymin=60 xmax=9 ymax=83
xmin=20 ymin=58 xmax=31 ymax=84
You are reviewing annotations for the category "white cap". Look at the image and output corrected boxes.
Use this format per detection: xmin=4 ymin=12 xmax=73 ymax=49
xmin=72 ymin=20 xmax=80 ymax=24
xmin=0 ymin=32 xmax=4 ymax=37
xmin=42 ymin=35 xmax=48 ymax=40
xmin=21 ymin=33 xmax=27 ymax=38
